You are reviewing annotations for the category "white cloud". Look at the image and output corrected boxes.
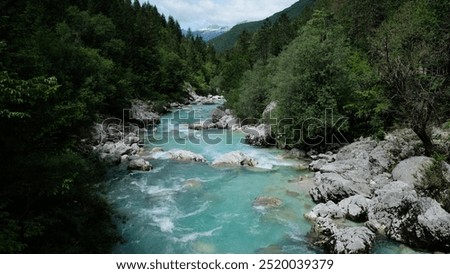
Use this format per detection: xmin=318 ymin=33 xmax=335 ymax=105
xmin=140 ymin=0 xmax=299 ymax=30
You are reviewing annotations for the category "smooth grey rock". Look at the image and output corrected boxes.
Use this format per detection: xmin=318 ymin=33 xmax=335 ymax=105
xmin=128 ymin=158 xmax=152 ymax=171
xmin=101 ymin=142 xmax=116 ymax=154
xmin=212 ymin=108 xmax=226 ymax=123
xmin=212 ymin=151 xmax=258 ymax=167
xmin=310 ymin=173 xmax=361 ymax=203
xmin=113 ymin=143 xmax=133 ymax=156
xmin=370 ymin=173 xmax=393 ymax=190
xmin=150 ymin=147 xmax=165 ymax=153
xmin=131 ymin=143 xmax=140 ymax=154
xmin=392 ymin=156 xmax=434 ymax=187
xmin=168 ymin=150 xmax=206 ymax=163
xmin=242 ymin=124 xmax=272 ymax=147
xmin=335 ymin=140 xmax=377 ymax=162
xmin=369 ymin=143 xmax=395 ymax=174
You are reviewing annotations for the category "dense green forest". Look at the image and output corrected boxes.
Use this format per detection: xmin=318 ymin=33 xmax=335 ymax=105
xmin=209 ymin=0 xmax=314 ymax=52
xmin=0 ymin=0 xmax=216 ymax=253
xmin=217 ymin=0 xmax=450 ymax=153
xmin=1 ymin=0 xmax=449 ymax=254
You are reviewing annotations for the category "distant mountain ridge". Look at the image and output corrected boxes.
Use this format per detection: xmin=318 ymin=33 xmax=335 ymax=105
xmin=209 ymin=0 xmax=314 ymax=52
xmin=183 ymin=25 xmax=230 ymax=42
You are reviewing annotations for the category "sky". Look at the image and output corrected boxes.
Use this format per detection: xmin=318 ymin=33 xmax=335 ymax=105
xmin=140 ymin=0 xmax=299 ymax=30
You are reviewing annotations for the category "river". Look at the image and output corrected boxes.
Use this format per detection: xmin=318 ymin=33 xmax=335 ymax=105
xmin=105 ymin=103 xmax=413 ymax=254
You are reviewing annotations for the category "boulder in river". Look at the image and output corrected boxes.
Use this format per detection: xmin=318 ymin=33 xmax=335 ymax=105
xmin=128 ymin=158 xmax=152 ymax=171
xmin=212 ymin=108 xmax=226 ymax=123
xmin=168 ymin=150 xmax=207 ymax=163
xmin=212 ymin=151 xmax=258 ymax=167
xmin=242 ymin=124 xmax=272 ymax=147
xmin=113 ymin=143 xmax=133 ymax=156
xmin=253 ymin=197 xmax=283 ymax=209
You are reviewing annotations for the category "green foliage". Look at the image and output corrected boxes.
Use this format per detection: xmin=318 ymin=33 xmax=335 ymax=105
xmin=372 ymin=0 xmax=450 ymax=155
xmin=234 ymin=62 xmax=273 ymax=122
xmin=343 ymin=51 xmax=390 ymax=139
xmin=0 ymin=71 xmax=59 ymax=119
xmin=417 ymin=156 xmax=450 ymax=213
xmin=0 ymin=0 xmax=216 ymax=253
xmin=224 ymin=0 xmax=449 ymax=153
xmin=210 ymin=0 xmax=314 ymax=52
xmin=269 ymin=10 xmax=353 ymax=147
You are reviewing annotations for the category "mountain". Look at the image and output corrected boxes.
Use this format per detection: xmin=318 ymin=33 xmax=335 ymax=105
xmin=209 ymin=0 xmax=314 ymax=52
xmin=183 ymin=25 xmax=230 ymax=42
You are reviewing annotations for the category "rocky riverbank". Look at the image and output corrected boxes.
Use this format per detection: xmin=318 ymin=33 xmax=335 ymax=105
xmin=91 ymin=99 xmax=159 ymax=171
xmin=305 ymin=129 xmax=450 ymax=254
xmin=93 ymin=95 xmax=450 ymax=254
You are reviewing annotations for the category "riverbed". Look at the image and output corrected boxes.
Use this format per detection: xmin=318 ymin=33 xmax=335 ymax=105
xmin=105 ymin=104 xmax=412 ymax=254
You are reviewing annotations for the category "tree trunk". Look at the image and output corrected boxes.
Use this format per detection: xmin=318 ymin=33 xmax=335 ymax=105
xmin=413 ymin=125 xmax=434 ymax=156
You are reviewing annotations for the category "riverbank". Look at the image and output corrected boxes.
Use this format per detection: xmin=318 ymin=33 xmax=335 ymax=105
xmin=305 ymin=129 xmax=450 ymax=254
xmin=92 ymin=95 xmax=450 ymax=254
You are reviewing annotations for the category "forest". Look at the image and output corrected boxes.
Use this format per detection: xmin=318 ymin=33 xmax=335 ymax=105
xmin=1 ymin=0 xmax=449 ymax=253
xmin=217 ymin=0 xmax=449 ymax=154
xmin=0 ymin=0 xmax=216 ymax=253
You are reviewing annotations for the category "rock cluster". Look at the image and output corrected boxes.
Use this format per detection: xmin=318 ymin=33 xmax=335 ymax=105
xmin=92 ymin=100 xmax=160 ymax=171
xmin=93 ymin=129 xmax=151 ymax=171
xmin=190 ymin=92 xmax=225 ymax=105
xmin=168 ymin=150 xmax=207 ymax=163
xmin=306 ymin=130 xmax=450 ymax=253
xmin=212 ymin=151 xmax=258 ymax=167
xmin=188 ymin=108 xmax=239 ymax=131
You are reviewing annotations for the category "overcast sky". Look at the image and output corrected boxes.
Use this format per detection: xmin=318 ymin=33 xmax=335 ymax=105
xmin=140 ymin=0 xmax=299 ymax=30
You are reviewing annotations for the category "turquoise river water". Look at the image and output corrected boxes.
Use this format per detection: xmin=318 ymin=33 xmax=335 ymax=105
xmin=105 ymin=104 xmax=414 ymax=254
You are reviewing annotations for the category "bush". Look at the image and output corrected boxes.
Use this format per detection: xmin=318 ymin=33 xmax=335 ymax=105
xmin=418 ymin=155 xmax=450 ymax=213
